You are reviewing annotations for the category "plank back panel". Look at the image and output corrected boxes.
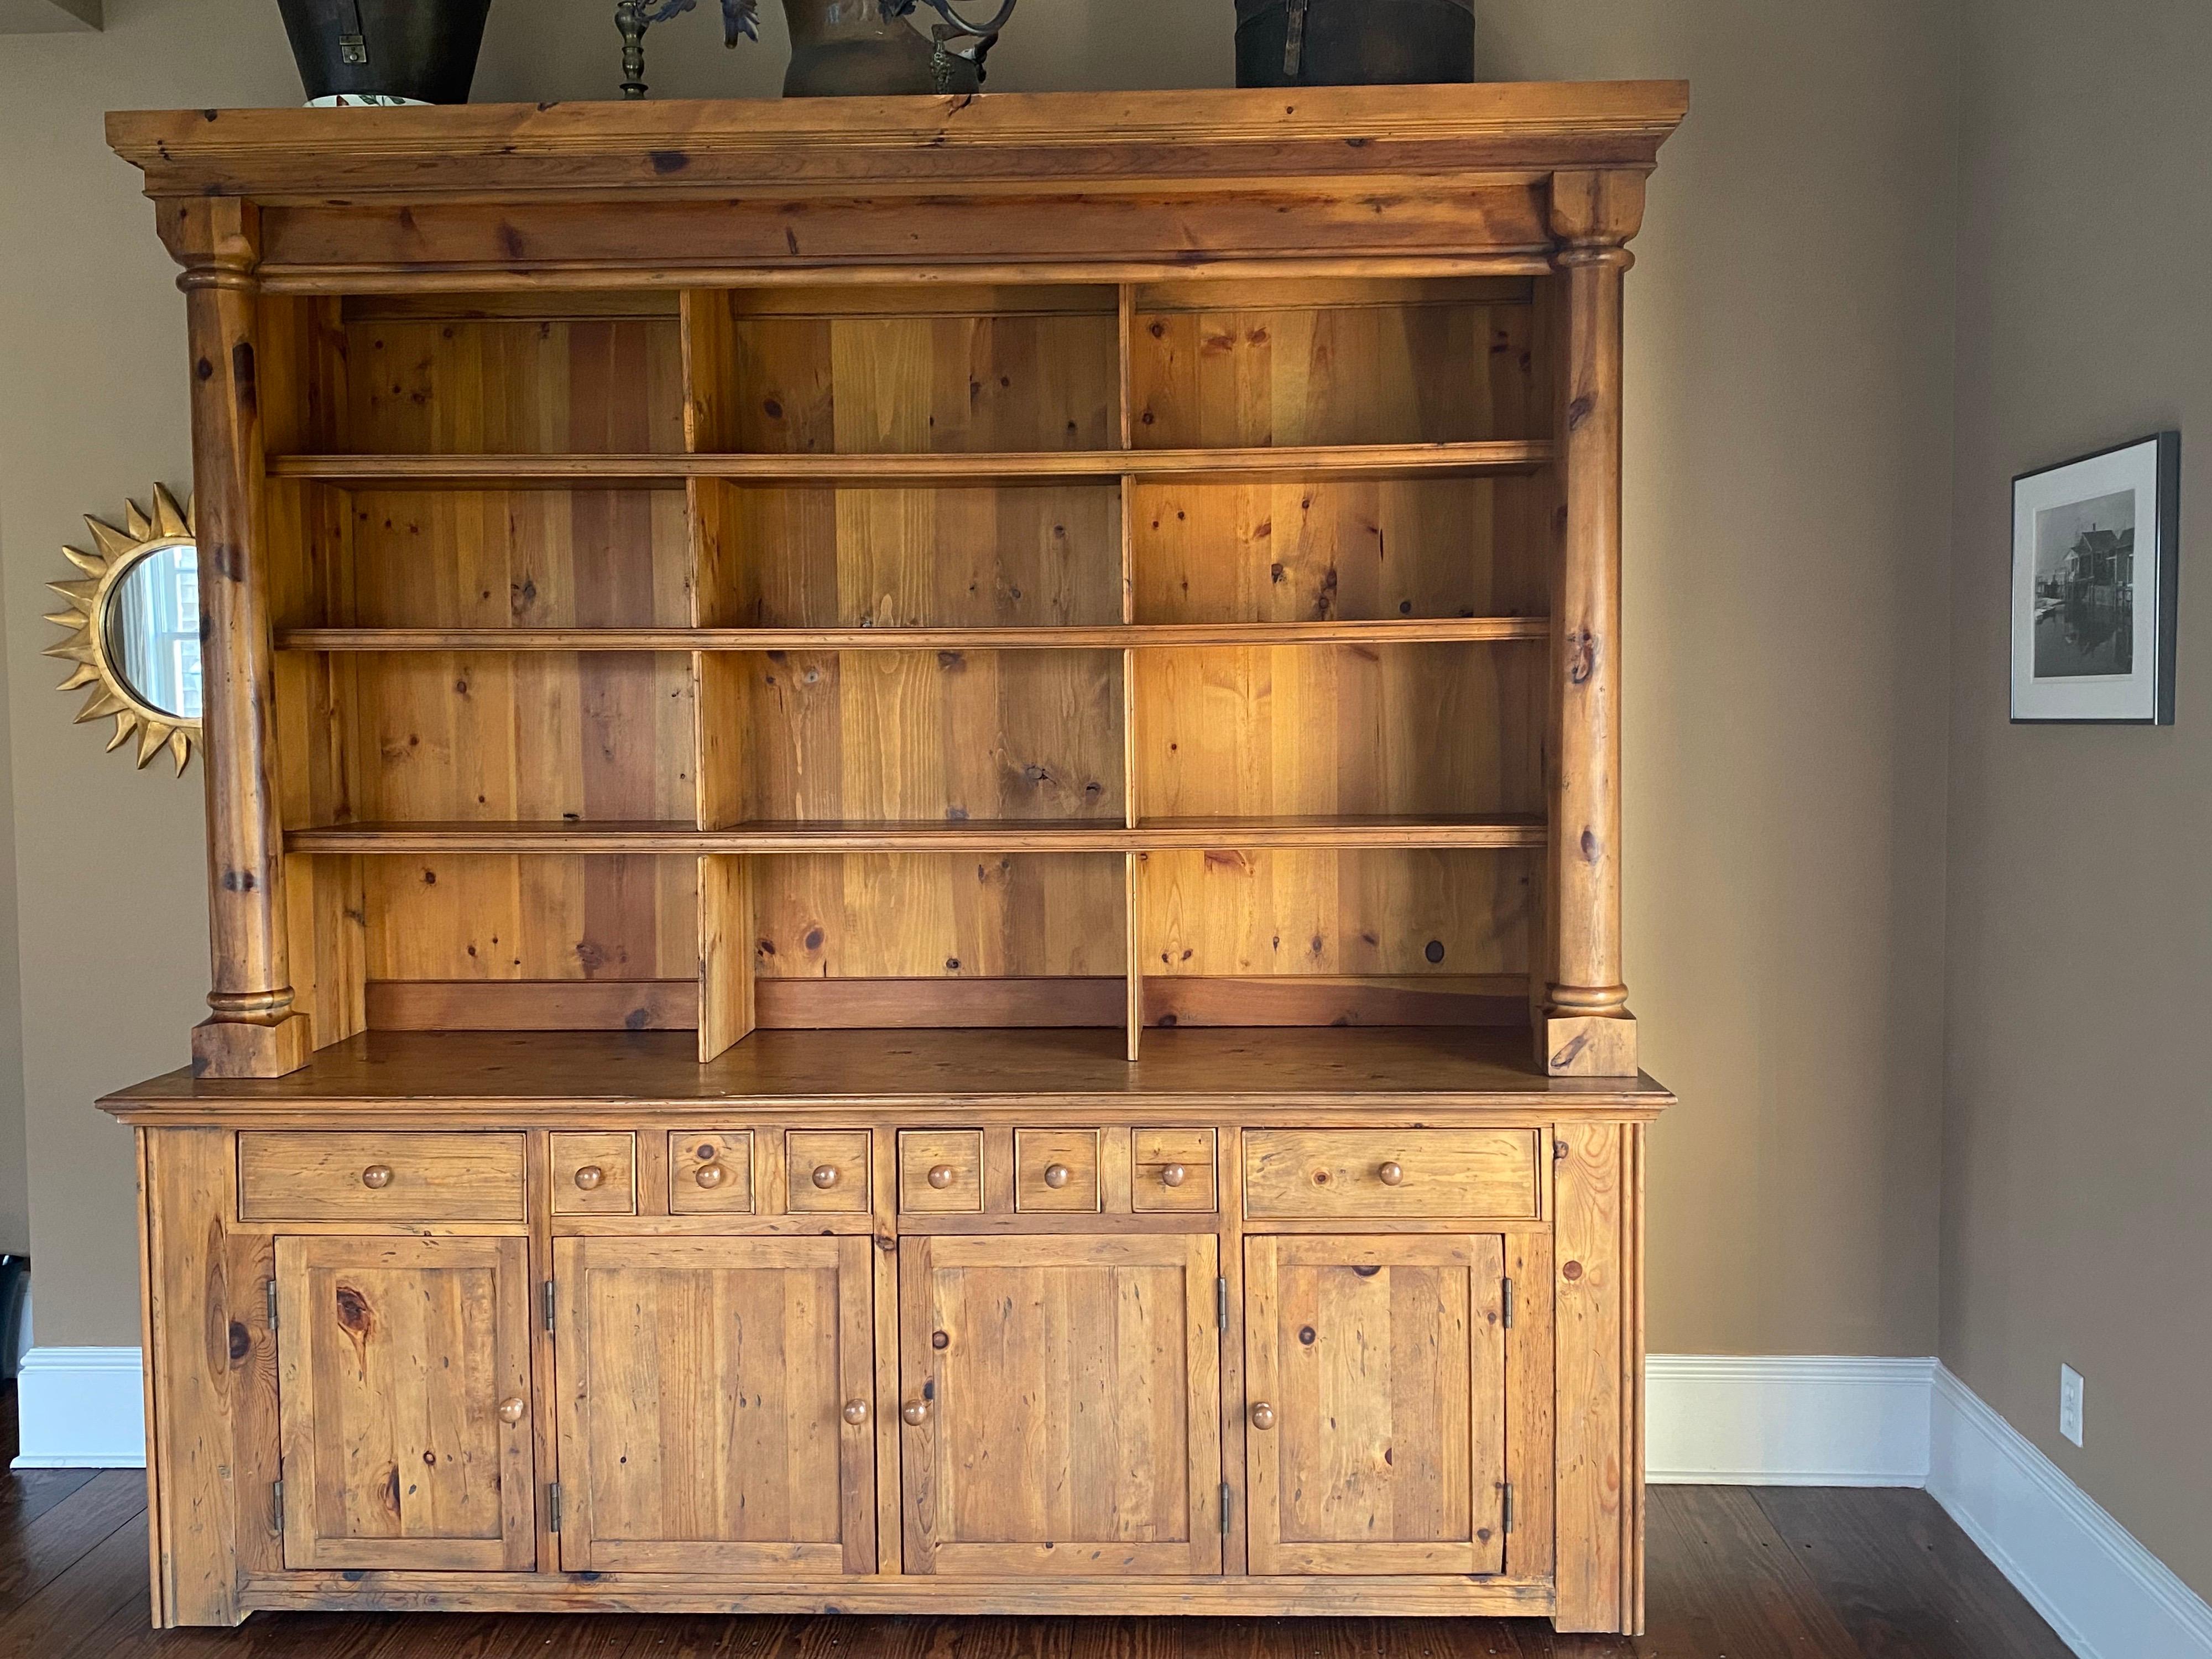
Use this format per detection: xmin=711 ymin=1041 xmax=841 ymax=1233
xmin=1130 ymin=281 xmax=1536 ymax=449
xmin=361 ymin=852 xmax=697 ymax=983
xmin=1134 ymin=644 xmax=1543 ymax=819
xmin=753 ymin=851 xmax=1123 ymax=980
xmin=708 ymin=289 xmax=1120 ymax=455
xmin=278 ymin=487 xmax=691 ymax=630
xmin=336 ymin=652 xmax=695 ymax=823
xmin=726 ymin=649 xmax=1124 ymax=825
xmin=1128 ymin=476 xmax=1547 ymax=624
xmin=713 ymin=484 xmax=1120 ymax=629
xmin=1138 ymin=848 xmax=1535 ymax=981
xmin=341 ymin=305 xmax=684 ymax=455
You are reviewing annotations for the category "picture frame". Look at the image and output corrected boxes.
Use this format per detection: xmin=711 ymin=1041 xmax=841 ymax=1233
xmin=2011 ymin=431 xmax=2180 ymax=724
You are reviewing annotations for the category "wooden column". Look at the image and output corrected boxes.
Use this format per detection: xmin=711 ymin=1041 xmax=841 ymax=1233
xmin=161 ymin=199 xmax=311 ymax=1078
xmin=1541 ymin=170 xmax=1645 ymax=1079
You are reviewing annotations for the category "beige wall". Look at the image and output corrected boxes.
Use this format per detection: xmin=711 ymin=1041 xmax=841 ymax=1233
xmin=0 ymin=3 xmax=1958 ymax=1373
xmin=1485 ymin=0 xmax=1959 ymax=1355
xmin=1943 ymin=0 xmax=2212 ymax=1600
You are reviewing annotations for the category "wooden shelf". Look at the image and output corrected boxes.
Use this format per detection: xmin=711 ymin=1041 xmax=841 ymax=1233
xmin=262 ymin=440 xmax=1555 ymax=489
xmin=284 ymin=817 xmax=1549 ymax=855
xmin=274 ymin=619 xmax=1548 ymax=653
xmin=102 ymin=1026 xmax=1668 ymax=1116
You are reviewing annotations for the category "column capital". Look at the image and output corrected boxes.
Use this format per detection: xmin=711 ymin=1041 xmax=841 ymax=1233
xmin=1548 ymin=169 xmax=1647 ymax=260
xmin=157 ymin=196 xmax=260 ymax=278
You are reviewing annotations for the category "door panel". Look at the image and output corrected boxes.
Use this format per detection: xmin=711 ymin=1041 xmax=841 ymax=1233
xmin=275 ymin=1235 xmax=535 ymax=1572
xmin=552 ymin=1235 xmax=875 ymax=1573
xmin=1245 ymin=1234 xmax=1506 ymax=1575
xmin=900 ymin=1234 xmax=1222 ymax=1575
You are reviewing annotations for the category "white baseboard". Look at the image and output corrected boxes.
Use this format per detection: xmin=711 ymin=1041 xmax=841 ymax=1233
xmin=14 ymin=1343 xmax=2206 ymax=1659
xmin=1646 ymin=1353 xmax=1934 ymax=1485
xmin=1928 ymin=1364 xmax=2212 ymax=1659
xmin=11 ymin=1347 xmax=145 ymax=1469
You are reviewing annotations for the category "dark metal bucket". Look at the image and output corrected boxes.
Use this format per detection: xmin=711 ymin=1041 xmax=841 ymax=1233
xmin=1234 ymin=0 xmax=1475 ymax=87
xmin=276 ymin=0 xmax=494 ymax=105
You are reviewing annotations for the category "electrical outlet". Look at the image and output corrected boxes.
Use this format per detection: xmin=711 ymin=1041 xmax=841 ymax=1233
xmin=2059 ymin=1364 xmax=2085 ymax=1448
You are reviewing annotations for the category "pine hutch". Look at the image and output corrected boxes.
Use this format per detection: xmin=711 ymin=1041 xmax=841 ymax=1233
xmin=101 ymin=81 xmax=1683 ymax=1633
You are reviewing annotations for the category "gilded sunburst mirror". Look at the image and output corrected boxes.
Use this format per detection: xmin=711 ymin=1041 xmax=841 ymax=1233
xmin=44 ymin=484 xmax=203 ymax=775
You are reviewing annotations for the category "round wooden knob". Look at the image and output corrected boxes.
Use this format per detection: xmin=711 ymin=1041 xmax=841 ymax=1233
xmin=361 ymin=1164 xmax=393 ymax=1190
xmin=695 ymin=1162 xmax=727 ymax=1190
xmin=901 ymin=1399 xmax=930 ymax=1426
xmin=1377 ymin=1161 xmax=1404 ymax=1187
xmin=842 ymin=1399 xmax=870 ymax=1426
xmin=1160 ymin=1163 xmax=1187 ymax=1188
xmin=573 ymin=1165 xmax=604 ymax=1191
xmin=928 ymin=1165 xmax=956 ymax=1190
xmin=1250 ymin=1401 xmax=1277 ymax=1431
xmin=812 ymin=1165 xmax=840 ymax=1190
xmin=497 ymin=1396 xmax=526 ymax=1426
xmin=1044 ymin=1163 xmax=1072 ymax=1190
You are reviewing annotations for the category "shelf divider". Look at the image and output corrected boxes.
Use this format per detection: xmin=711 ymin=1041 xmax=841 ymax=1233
xmin=283 ymin=818 xmax=1548 ymax=854
xmin=275 ymin=618 xmax=1548 ymax=653
xmin=263 ymin=439 xmax=1555 ymax=488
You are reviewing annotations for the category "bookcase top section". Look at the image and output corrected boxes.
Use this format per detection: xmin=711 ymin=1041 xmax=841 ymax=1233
xmin=101 ymin=1027 xmax=1671 ymax=1122
xmin=108 ymin=82 xmax=1687 ymax=204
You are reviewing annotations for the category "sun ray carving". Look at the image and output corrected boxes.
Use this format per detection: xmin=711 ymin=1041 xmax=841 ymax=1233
xmin=44 ymin=484 xmax=199 ymax=775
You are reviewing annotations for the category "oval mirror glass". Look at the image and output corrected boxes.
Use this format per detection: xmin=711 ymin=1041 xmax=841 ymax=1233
xmin=103 ymin=540 xmax=203 ymax=722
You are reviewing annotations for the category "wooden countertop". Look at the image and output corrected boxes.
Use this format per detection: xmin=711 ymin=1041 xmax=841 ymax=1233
xmin=101 ymin=1026 xmax=1671 ymax=1123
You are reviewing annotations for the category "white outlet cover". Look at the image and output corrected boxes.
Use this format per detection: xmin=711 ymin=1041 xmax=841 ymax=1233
xmin=2059 ymin=1362 xmax=2085 ymax=1448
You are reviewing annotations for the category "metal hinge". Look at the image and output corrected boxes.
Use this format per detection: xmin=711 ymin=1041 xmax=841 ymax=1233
xmin=1216 ymin=1276 xmax=1229 ymax=1333
xmin=1219 ymin=1481 xmax=1232 ymax=1536
xmin=542 ymin=1280 xmax=556 ymax=1333
xmin=1501 ymin=1276 xmax=1515 ymax=1331
xmin=1502 ymin=1482 xmax=1515 ymax=1534
xmin=265 ymin=1278 xmax=279 ymax=1331
xmin=549 ymin=1482 xmax=562 ymax=1534
xmin=271 ymin=1477 xmax=284 ymax=1534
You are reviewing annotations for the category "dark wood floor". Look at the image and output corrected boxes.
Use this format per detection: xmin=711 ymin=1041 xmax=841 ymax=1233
xmin=0 ymin=1380 xmax=2072 ymax=1659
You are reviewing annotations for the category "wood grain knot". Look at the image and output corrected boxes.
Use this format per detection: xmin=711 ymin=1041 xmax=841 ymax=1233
xmin=1567 ymin=627 xmax=1598 ymax=685
xmin=1562 ymin=1261 xmax=1583 ymax=1282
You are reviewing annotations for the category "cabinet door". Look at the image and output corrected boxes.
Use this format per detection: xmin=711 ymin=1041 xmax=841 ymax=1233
xmin=900 ymin=1234 xmax=1222 ymax=1575
xmin=274 ymin=1235 xmax=535 ymax=1572
xmin=552 ymin=1235 xmax=875 ymax=1574
xmin=1245 ymin=1234 xmax=1506 ymax=1575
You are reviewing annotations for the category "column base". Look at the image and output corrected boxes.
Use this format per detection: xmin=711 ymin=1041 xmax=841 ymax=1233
xmin=1540 ymin=1012 xmax=1639 ymax=1078
xmin=191 ymin=1013 xmax=314 ymax=1079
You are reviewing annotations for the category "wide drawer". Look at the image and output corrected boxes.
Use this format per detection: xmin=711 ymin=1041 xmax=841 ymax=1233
xmin=238 ymin=1131 xmax=526 ymax=1223
xmin=1243 ymin=1128 xmax=1542 ymax=1219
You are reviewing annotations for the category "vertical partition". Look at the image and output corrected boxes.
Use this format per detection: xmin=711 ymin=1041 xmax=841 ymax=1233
xmin=684 ymin=290 xmax=756 ymax=1058
xmin=1118 ymin=284 xmax=1146 ymax=1060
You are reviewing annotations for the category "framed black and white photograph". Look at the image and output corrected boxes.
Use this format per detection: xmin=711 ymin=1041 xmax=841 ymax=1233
xmin=2012 ymin=431 xmax=2180 ymax=724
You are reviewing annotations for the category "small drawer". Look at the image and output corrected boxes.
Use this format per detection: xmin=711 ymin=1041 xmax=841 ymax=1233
xmin=551 ymin=1133 xmax=637 ymax=1216
xmin=787 ymin=1129 xmax=870 ymax=1214
xmin=669 ymin=1131 xmax=755 ymax=1214
xmin=238 ymin=1131 xmax=525 ymax=1223
xmin=1132 ymin=1128 xmax=1217 ymax=1213
xmin=1244 ymin=1128 xmax=1542 ymax=1219
xmin=899 ymin=1129 xmax=983 ymax=1213
xmin=1015 ymin=1128 xmax=1100 ymax=1214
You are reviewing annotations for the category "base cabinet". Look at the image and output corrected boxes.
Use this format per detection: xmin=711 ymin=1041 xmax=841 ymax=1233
xmin=273 ymin=1235 xmax=536 ymax=1573
xmin=897 ymin=1234 xmax=1224 ymax=1575
xmin=551 ymin=1235 xmax=877 ymax=1574
xmin=1244 ymin=1234 xmax=1509 ymax=1576
xmin=130 ymin=1116 xmax=1645 ymax=1631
